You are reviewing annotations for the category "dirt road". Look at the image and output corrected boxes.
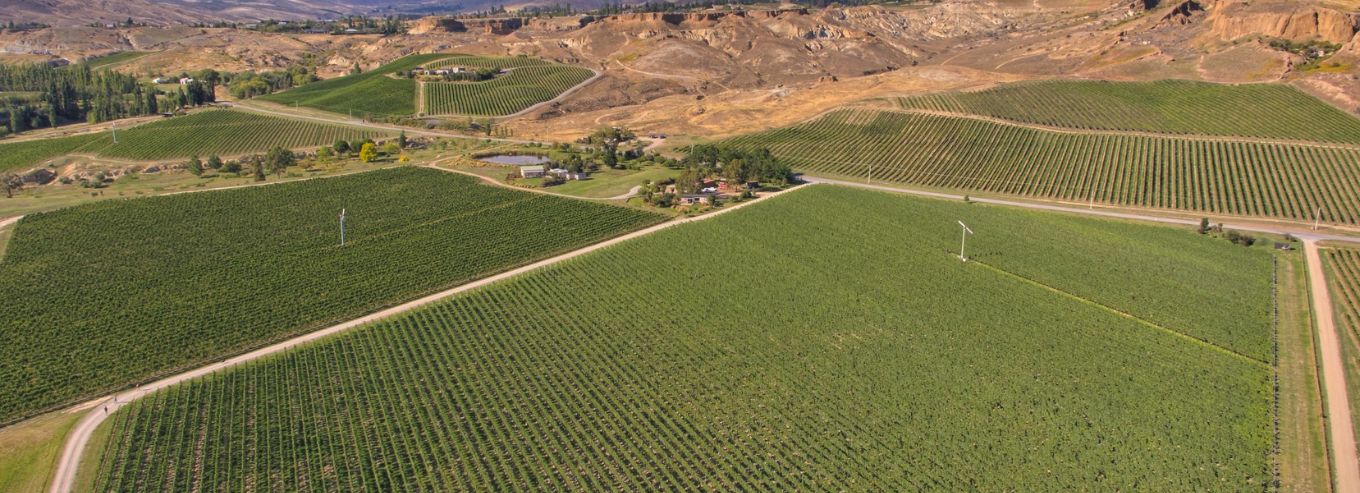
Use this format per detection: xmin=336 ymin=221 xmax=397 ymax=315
xmin=47 ymin=184 xmax=803 ymax=493
xmin=1306 ymin=239 xmax=1360 ymax=493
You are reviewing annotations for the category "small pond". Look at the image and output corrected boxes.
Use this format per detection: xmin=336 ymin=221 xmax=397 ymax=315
xmin=479 ymin=155 xmax=551 ymax=165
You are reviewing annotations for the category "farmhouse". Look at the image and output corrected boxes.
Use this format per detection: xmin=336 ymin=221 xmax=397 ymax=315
xmin=520 ymin=165 xmax=546 ymax=178
xmin=179 ymin=77 xmax=195 ymax=84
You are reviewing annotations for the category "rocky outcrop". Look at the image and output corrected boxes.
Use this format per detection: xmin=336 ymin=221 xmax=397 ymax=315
xmin=1208 ymin=0 xmax=1359 ymax=44
xmin=412 ymin=17 xmax=525 ymax=35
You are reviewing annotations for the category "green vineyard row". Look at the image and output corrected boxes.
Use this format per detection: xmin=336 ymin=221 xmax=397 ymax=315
xmin=1323 ymin=248 xmax=1360 ymax=456
xmin=896 ymin=79 xmax=1360 ymax=144
xmin=0 ymin=133 xmax=106 ymax=172
xmin=724 ymin=109 xmax=1360 ymax=225
xmin=0 ymin=109 xmax=391 ymax=171
xmin=258 ymin=54 xmax=452 ymax=117
xmin=426 ymin=55 xmax=552 ymax=69
xmin=0 ymin=167 xmax=664 ymax=424
xmin=91 ymin=186 xmax=1272 ymax=491
xmin=423 ymin=65 xmax=595 ymax=116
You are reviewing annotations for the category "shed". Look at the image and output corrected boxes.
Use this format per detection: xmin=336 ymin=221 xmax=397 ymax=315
xmin=680 ymin=193 xmax=714 ymax=205
xmin=1275 ymin=242 xmax=1293 ymax=251
xmin=520 ymin=165 xmax=546 ymax=178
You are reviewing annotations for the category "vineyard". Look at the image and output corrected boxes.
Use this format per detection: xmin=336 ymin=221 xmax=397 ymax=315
xmin=426 ymin=55 xmax=552 ymax=69
xmin=0 ymin=133 xmax=104 ymax=172
xmin=1323 ymin=248 xmax=1360 ymax=454
xmin=0 ymin=110 xmax=388 ymax=169
xmin=93 ymin=110 xmax=389 ymax=160
xmin=0 ymin=167 xmax=664 ymax=424
xmin=896 ymin=79 xmax=1360 ymax=143
xmin=423 ymin=64 xmax=595 ymax=116
xmin=258 ymin=54 xmax=452 ymax=117
xmin=90 ymin=185 xmax=1274 ymax=491
xmin=724 ymin=109 xmax=1360 ymax=225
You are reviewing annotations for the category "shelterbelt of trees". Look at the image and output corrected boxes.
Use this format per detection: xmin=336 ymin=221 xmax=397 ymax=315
xmin=0 ymin=63 xmax=212 ymax=136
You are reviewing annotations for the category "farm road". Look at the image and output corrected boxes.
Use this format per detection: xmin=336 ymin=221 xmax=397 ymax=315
xmin=1306 ymin=239 xmax=1360 ymax=493
xmin=47 ymin=183 xmax=805 ymax=493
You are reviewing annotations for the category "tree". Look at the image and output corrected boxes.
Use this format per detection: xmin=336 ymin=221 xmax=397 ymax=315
xmin=206 ymin=155 xmax=223 ymax=170
xmin=350 ymin=139 xmax=367 ymax=154
xmin=2 ymin=173 xmax=21 ymax=198
xmin=397 ymin=131 xmax=408 ymax=149
xmin=186 ymin=155 xmax=203 ymax=176
xmin=358 ymin=143 xmax=378 ymax=163
xmin=317 ymin=146 xmax=333 ymax=164
xmin=351 ymin=63 xmax=362 ymax=75
xmin=381 ymin=141 xmax=401 ymax=156
xmin=251 ymin=155 xmax=265 ymax=181
xmin=1197 ymin=218 xmax=1209 ymax=235
xmin=333 ymin=139 xmax=351 ymax=155
xmin=266 ymin=146 xmax=295 ymax=176
xmin=602 ymin=144 xmax=618 ymax=169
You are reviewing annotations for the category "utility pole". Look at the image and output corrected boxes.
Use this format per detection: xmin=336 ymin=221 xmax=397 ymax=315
xmin=340 ymin=209 xmax=346 ymax=246
xmin=111 ymin=122 xmax=117 ymax=144
xmin=868 ymin=162 xmax=872 ymax=184
xmin=1314 ymin=207 xmax=1323 ymax=231
xmin=958 ymin=221 xmax=974 ymax=262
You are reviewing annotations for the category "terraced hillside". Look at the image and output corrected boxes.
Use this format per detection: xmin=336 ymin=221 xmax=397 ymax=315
xmin=0 ymin=167 xmax=665 ymax=424
xmin=724 ymin=109 xmax=1360 ymax=224
xmin=0 ymin=110 xmax=389 ymax=171
xmin=257 ymin=54 xmax=452 ymax=117
xmin=90 ymin=185 xmax=1274 ymax=491
xmin=897 ymin=80 xmax=1360 ymax=144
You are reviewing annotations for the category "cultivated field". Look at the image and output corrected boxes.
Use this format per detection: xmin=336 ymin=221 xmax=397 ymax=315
xmin=89 ymin=110 xmax=389 ymax=160
xmin=725 ymin=109 xmax=1360 ymax=224
xmin=83 ymin=52 xmax=152 ymax=70
xmin=897 ymin=80 xmax=1360 ymax=143
xmin=88 ymin=185 xmax=1274 ymax=491
xmin=257 ymin=54 xmax=452 ymax=117
xmin=0 ymin=110 xmax=389 ymax=171
xmin=1324 ymin=247 xmax=1360 ymax=457
xmin=426 ymin=55 xmax=552 ymax=69
xmin=0 ymin=167 xmax=664 ymax=424
xmin=423 ymin=64 xmax=595 ymax=116
xmin=0 ymin=133 xmax=104 ymax=172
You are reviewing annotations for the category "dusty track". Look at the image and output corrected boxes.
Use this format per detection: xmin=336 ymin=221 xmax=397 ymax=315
xmin=430 ymin=161 xmax=639 ymax=200
xmin=1305 ymin=239 xmax=1360 ymax=493
xmin=46 ymin=184 xmax=803 ymax=493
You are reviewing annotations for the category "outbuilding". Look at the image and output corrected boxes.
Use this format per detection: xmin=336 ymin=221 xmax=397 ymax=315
xmin=1275 ymin=242 xmax=1294 ymax=251
xmin=520 ymin=165 xmax=546 ymax=178
xmin=680 ymin=193 xmax=715 ymax=205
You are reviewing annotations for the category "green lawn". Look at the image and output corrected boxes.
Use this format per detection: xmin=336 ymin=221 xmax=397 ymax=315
xmin=90 ymin=185 xmax=1275 ymax=491
xmin=550 ymin=166 xmax=676 ymax=198
xmin=83 ymin=52 xmax=152 ymax=70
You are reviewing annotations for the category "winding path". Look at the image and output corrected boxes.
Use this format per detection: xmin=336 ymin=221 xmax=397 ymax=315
xmin=46 ymin=184 xmax=803 ymax=493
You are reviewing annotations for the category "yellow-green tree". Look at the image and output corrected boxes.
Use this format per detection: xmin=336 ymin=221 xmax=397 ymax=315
xmin=359 ymin=143 xmax=378 ymax=163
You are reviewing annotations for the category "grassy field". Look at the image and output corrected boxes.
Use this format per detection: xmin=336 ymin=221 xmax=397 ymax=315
xmin=0 ymin=411 xmax=80 ymax=493
xmin=0 ymin=167 xmax=665 ymax=425
xmin=0 ymin=110 xmax=391 ymax=172
xmin=1278 ymin=250 xmax=1332 ymax=492
xmin=423 ymin=64 xmax=595 ymax=116
xmin=258 ymin=54 xmax=453 ymax=117
xmin=897 ymin=79 xmax=1360 ymax=143
xmin=88 ymin=185 xmax=1275 ymax=491
xmin=724 ymin=108 xmax=1360 ymax=225
xmin=441 ymin=160 xmax=676 ymax=198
